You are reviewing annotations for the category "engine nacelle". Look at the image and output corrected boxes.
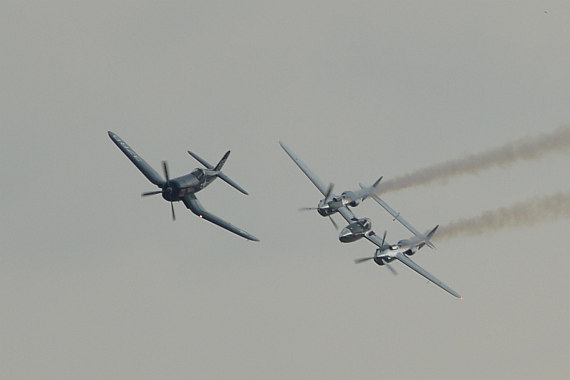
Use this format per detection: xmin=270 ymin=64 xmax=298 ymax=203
xmin=339 ymin=218 xmax=371 ymax=243
xmin=348 ymin=199 xmax=361 ymax=207
xmin=341 ymin=191 xmax=361 ymax=207
xmin=373 ymin=250 xmax=396 ymax=265
xmin=317 ymin=198 xmax=344 ymax=217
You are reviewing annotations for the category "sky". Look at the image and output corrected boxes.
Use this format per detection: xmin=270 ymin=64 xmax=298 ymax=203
xmin=2 ymin=1 xmax=570 ymax=379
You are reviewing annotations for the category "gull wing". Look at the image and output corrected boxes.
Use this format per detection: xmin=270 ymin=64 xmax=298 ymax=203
xmin=369 ymin=193 xmax=435 ymax=249
xmin=279 ymin=141 xmax=329 ymax=196
xmin=395 ymin=252 xmax=462 ymax=298
xmin=182 ymin=194 xmax=259 ymax=241
xmin=108 ymin=131 xmax=166 ymax=187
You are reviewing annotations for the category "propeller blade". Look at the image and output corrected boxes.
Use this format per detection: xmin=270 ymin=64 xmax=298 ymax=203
xmin=354 ymin=257 xmax=374 ymax=264
xmin=385 ymin=262 xmax=398 ymax=276
xmin=381 ymin=230 xmax=387 ymax=246
xmin=299 ymin=207 xmax=319 ymax=211
xmin=162 ymin=161 xmax=170 ymax=183
xmin=141 ymin=190 xmax=162 ymax=197
xmin=329 ymin=216 xmax=339 ymax=230
xmin=380 ymin=258 xmax=398 ymax=275
xmin=171 ymin=202 xmax=176 ymax=221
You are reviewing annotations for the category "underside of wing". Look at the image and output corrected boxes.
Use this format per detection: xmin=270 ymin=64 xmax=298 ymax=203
xmin=108 ymin=131 xmax=165 ymax=187
xmin=279 ymin=141 xmax=329 ymax=196
xmin=395 ymin=252 xmax=462 ymax=298
xmin=182 ymin=194 xmax=259 ymax=241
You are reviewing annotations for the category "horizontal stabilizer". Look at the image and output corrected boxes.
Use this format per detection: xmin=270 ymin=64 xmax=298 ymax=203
xmin=188 ymin=150 xmax=249 ymax=195
xmin=188 ymin=150 xmax=214 ymax=169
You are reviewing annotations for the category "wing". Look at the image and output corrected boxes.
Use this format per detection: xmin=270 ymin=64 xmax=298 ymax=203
xmin=279 ymin=141 xmax=329 ymax=196
xmin=182 ymin=194 xmax=259 ymax=241
xmin=338 ymin=206 xmax=359 ymax=224
xmin=363 ymin=229 xmax=391 ymax=250
xmin=108 ymin=131 xmax=166 ymax=187
xmin=395 ymin=252 xmax=462 ymax=298
xmin=369 ymin=193 xmax=435 ymax=248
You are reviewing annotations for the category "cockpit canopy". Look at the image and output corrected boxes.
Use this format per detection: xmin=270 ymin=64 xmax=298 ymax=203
xmin=191 ymin=168 xmax=205 ymax=180
xmin=359 ymin=218 xmax=372 ymax=231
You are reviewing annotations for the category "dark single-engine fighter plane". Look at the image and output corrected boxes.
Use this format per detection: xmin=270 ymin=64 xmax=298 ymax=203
xmin=108 ymin=131 xmax=258 ymax=241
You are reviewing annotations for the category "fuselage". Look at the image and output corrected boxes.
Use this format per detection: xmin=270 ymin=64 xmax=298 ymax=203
xmin=339 ymin=218 xmax=372 ymax=243
xmin=162 ymin=168 xmax=217 ymax=202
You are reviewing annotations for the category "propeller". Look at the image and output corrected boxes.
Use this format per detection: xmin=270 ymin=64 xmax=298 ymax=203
xmin=354 ymin=230 xmax=397 ymax=275
xmin=140 ymin=160 xmax=176 ymax=221
xmin=170 ymin=201 xmax=176 ymax=221
xmin=354 ymin=256 xmax=375 ymax=264
xmin=162 ymin=161 xmax=176 ymax=221
xmin=142 ymin=190 xmax=162 ymax=196
xmin=384 ymin=260 xmax=398 ymax=276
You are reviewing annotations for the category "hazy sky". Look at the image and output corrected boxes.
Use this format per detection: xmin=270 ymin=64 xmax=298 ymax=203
xmin=2 ymin=1 xmax=570 ymax=379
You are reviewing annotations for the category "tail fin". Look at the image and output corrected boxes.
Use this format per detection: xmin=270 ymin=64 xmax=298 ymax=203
xmin=358 ymin=176 xmax=383 ymax=200
xmin=372 ymin=176 xmax=383 ymax=190
xmin=424 ymin=225 xmax=439 ymax=249
xmin=426 ymin=225 xmax=439 ymax=240
xmin=214 ymin=151 xmax=230 ymax=171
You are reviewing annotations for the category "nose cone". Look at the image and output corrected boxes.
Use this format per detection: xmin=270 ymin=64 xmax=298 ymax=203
xmin=339 ymin=227 xmax=354 ymax=243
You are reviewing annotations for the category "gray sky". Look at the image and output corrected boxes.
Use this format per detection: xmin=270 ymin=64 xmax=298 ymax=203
xmin=2 ymin=1 xmax=570 ymax=379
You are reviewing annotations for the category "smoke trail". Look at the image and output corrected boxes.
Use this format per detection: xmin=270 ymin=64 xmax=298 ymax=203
xmin=435 ymin=191 xmax=570 ymax=241
xmin=381 ymin=126 xmax=570 ymax=193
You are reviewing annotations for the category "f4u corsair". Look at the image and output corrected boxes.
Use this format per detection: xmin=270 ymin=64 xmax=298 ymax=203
xmin=279 ymin=141 xmax=461 ymax=298
xmin=108 ymin=131 xmax=259 ymax=241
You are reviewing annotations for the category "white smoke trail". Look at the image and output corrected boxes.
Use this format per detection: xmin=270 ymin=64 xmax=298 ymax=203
xmin=380 ymin=126 xmax=570 ymax=193
xmin=435 ymin=191 xmax=570 ymax=240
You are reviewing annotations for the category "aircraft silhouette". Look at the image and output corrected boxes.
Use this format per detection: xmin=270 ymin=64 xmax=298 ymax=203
xmin=108 ymin=131 xmax=258 ymax=241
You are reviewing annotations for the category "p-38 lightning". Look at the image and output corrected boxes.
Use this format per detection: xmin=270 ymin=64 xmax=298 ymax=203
xmin=279 ymin=141 xmax=461 ymax=298
xmin=280 ymin=141 xmax=434 ymax=248
xmin=108 ymin=131 xmax=259 ymax=241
